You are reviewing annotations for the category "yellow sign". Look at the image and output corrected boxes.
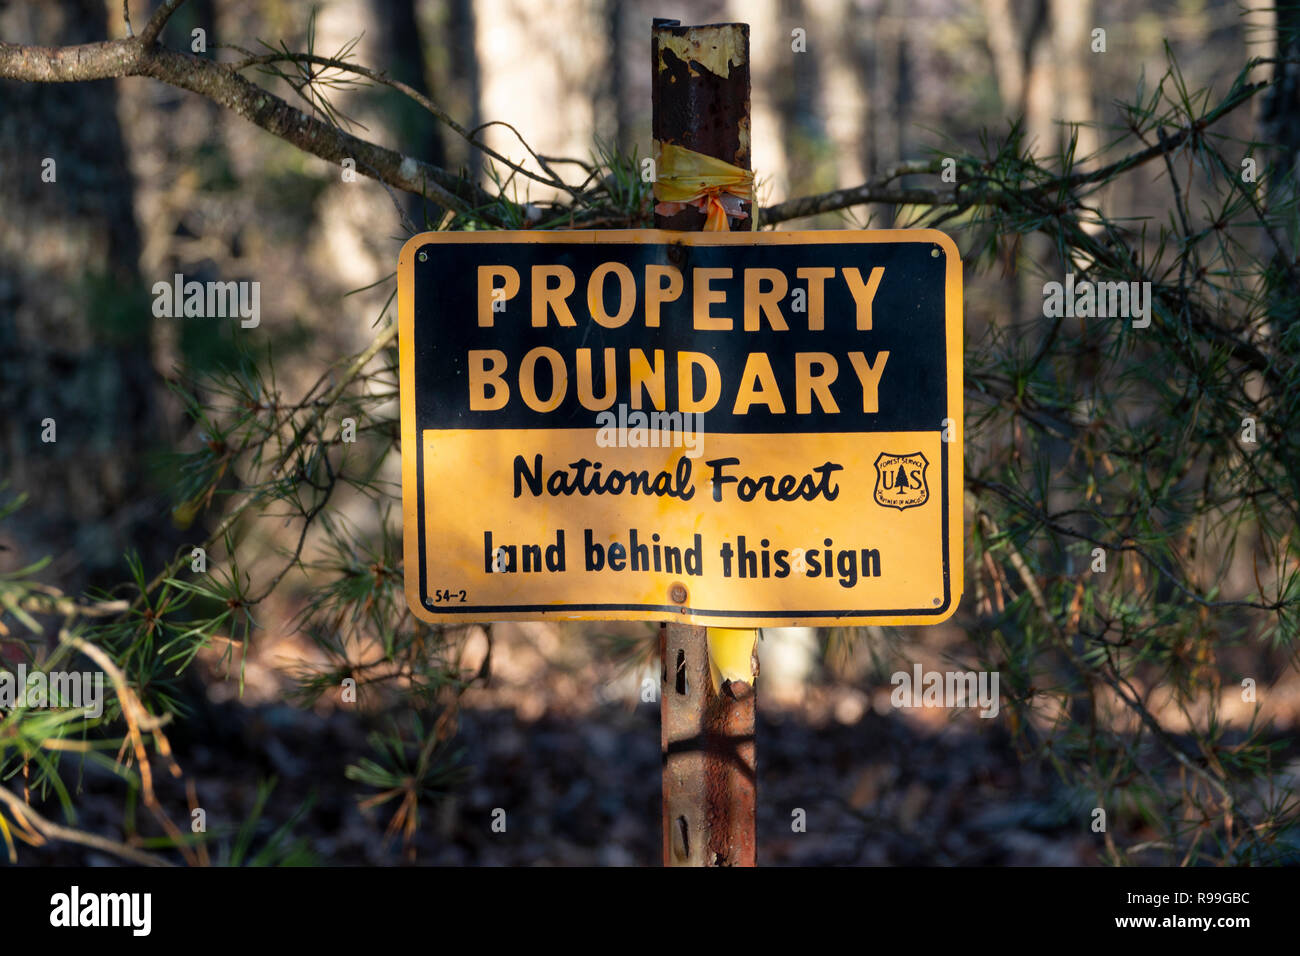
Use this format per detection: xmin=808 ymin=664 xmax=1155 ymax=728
xmin=398 ymin=229 xmax=962 ymax=627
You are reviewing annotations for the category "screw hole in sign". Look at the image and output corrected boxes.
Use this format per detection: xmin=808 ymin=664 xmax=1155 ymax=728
xmin=931 ymin=246 xmax=940 ymax=257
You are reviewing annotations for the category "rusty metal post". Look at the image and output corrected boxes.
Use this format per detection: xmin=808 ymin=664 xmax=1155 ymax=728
xmin=652 ymin=19 xmax=752 ymax=231
xmin=660 ymin=622 xmax=757 ymax=866
xmin=653 ymin=18 xmax=757 ymax=867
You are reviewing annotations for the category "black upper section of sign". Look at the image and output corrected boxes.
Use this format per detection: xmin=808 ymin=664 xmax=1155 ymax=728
xmin=412 ymin=239 xmax=949 ymax=433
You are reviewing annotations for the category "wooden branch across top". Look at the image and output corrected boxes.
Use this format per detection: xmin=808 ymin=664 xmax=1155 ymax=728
xmin=0 ymin=35 xmax=493 ymax=218
xmin=0 ymin=26 xmax=1272 ymax=230
xmin=0 ymin=30 xmax=961 ymax=229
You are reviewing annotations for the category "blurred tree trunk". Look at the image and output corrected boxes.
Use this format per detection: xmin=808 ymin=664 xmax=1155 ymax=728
xmin=1261 ymin=2 xmax=1300 ymax=336
xmin=981 ymin=0 xmax=1047 ymax=335
xmin=813 ymin=0 xmax=866 ymax=199
xmin=0 ymin=0 xmax=161 ymax=587
xmin=869 ymin=0 xmax=910 ymax=226
xmin=774 ymin=0 xmax=820 ymax=195
xmin=1264 ymin=0 xmax=1300 ymax=166
xmin=983 ymin=0 xmax=1026 ymax=110
xmin=1050 ymin=0 xmax=1096 ymax=166
xmin=600 ymin=0 xmax=630 ymax=153
xmin=1262 ymin=5 xmax=1300 ymax=220
xmin=448 ymin=0 xmax=482 ymax=182
xmin=377 ymin=0 xmax=447 ymax=224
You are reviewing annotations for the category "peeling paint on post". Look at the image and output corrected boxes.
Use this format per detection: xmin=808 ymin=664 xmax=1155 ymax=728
xmin=652 ymin=18 xmax=752 ymax=231
xmin=652 ymin=17 xmax=758 ymax=867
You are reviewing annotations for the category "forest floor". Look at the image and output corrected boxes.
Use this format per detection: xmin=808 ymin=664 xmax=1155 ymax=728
xmin=21 ymin=618 xmax=1259 ymax=867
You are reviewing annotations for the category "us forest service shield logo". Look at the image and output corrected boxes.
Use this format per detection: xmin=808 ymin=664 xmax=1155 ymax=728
xmin=873 ymin=452 xmax=930 ymax=510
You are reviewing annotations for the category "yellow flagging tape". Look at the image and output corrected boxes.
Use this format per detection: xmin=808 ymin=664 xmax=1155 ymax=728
xmin=706 ymin=628 xmax=757 ymax=693
xmin=653 ymin=142 xmax=755 ymax=232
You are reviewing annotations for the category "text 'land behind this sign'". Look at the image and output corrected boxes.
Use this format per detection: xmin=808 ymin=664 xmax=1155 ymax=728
xmin=398 ymin=229 xmax=963 ymax=627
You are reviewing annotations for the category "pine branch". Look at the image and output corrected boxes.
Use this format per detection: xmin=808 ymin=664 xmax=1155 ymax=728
xmin=759 ymin=76 xmax=1268 ymax=226
xmin=0 ymin=37 xmax=492 ymax=219
xmin=0 ymin=785 xmax=175 ymax=867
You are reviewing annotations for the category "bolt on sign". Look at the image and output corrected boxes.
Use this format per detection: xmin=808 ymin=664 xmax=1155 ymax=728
xmin=398 ymin=229 xmax=963 ymax=627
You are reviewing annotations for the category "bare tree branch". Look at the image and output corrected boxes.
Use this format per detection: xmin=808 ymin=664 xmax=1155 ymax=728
xmin=761 ymin=185 xmax=956 ymax=226
xmin=0 ymin=785 xmax=176 ymax=867
xmin=759 ymin=159 xmax=952 ymax=226
xmin=0 ymin=36 xmax=493 ymax=219
xmin=140 ymin=0 xmax=188 ymax=46
xmin=760 ymin=76 xmax=1268 ymax=226
xmin=225 ymin=48 xmax=585 ymax=201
